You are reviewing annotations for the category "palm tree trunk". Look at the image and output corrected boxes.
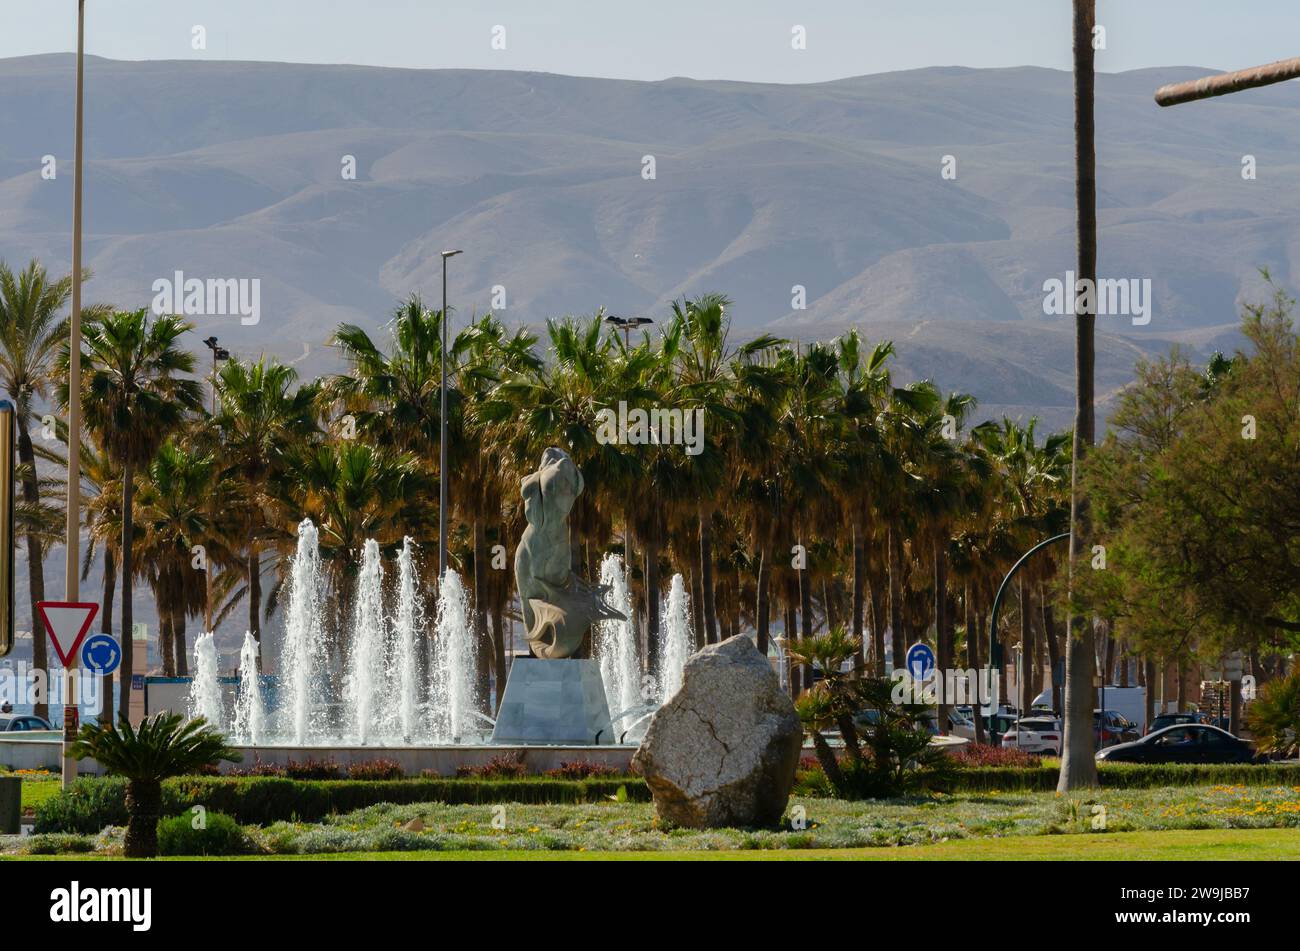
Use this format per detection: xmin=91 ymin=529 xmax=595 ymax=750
xmin=851 ymin=523 xmax=865 ymax=671
xmin=247 ymin=539 xmax=262 ymax=668
xmin=934 ymin=539 xmax=951 ymax=730
xmin=174 ymin=608 xmax=188 ymax=677
xmin=118 ymin=459 xmax=135 ymax=723
xmin=784 ymin=576 xmax=798 ymax=700
xmin=159 ymin=600 xmax=175 ymax=678
xmin=754 ymin=544 xmax=770 ymax=655
xmin=98 ymin=548 xmax=116 ymax=726
xmin=689 ymin=569 xmax=705 ymax=650
xmin=1059 ymin=0 xmax=1100 ymax=792
xmin=966 ymin=588 xmax=986 ymax=745
xmin=17 ymin=428 xmax=47 ymax=721
xmin=644 ymin=540 xmax=661 ymax=674
xmin=798 ymin=551 xmax=814 ymax=689
xmin=888 ymin=528 xmax=906 ymax=671
xmin=699 ymin=509 xmax=718 ymax=645
xmin=472 ymin=519 xmax=490 ymax=704
xmin=868 ymin=580 xmax=886 ymax=677
xmin=124 ymin=778 xmax=161 ymax=858
xmin=491 ymin=603 xmax=506 ymax=713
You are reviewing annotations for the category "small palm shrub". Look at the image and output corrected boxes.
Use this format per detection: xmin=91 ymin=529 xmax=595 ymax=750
xmin=69 ymin=714 xmax=239 ymax=858
xmin=1246 ymin=670 xmax=1300 ymax=758
xmin=791 ymin=627 xmax=954 ymax=798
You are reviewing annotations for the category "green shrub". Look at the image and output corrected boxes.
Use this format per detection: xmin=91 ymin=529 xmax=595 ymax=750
xmin=156 ymin=811 xmax=254 ymax=856
xmin=795 ymin=760 xmax=1300 ymax=796
xmin=32 ymin=777 xmax=128 ymax=834
xmin=35 ymin=775 xmax=651 ymax=831
xmin=24 ymin=833 xmax=96 ymax=855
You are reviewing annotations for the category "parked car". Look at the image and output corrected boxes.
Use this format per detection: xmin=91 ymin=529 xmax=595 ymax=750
xmin=1000 ymin=716 xmax=1062 ymax=755
xmin=1095 ymin=710 xmax=1140 ymax=747
xmin=1096 ymin=724 xmax=1259 ymax=764
xmin=0 ymin=714 xmax=53 ymax=732
xmin=984 ymin=712 xmax=1019 ymax=746
xmin=1146 ymin=711 xmax=1209 ymax=735
xmin=945 ymin=708 xmax=977 ymax=741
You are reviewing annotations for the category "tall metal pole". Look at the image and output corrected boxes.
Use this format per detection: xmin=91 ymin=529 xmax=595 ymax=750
xmin=62 ymin=0 xmax=86 ymax=790
xmin=439 ymin=255 xmax=448 ymax=580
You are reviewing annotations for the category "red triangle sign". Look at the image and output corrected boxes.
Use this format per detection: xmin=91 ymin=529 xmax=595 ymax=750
xmin=38 ymin=601 xmax=100 ymax=668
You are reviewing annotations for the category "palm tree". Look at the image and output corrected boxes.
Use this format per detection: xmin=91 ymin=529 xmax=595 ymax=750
xmin=213 ymin=356 xmax=318 ymax=651
xmin=1061 ymin=0 xmax=1101 ymax=791
xmin=0 ymin=259 xmax=104 ymax=717
xmin=69 ymin=713 xmax=238 ymax=857
xmin=278 ymin=439 xmax=429 ymax=660
xmin=134 ymin=440 xmax=235 ymax=676
xmin=58 ymin=309 xmax=202 ymax=720
xmin=669 ymin=294 xmax=780 ymax=646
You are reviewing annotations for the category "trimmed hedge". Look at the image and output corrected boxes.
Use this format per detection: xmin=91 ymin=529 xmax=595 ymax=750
xmin=35 ymin=775 xmax=651 ymax=833
xmin=944 ymin=761 xmax=1300 ymax=793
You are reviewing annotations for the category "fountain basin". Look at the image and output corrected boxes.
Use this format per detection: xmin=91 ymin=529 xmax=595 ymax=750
xmin=219 ymin=743 xmax=638 ymax=777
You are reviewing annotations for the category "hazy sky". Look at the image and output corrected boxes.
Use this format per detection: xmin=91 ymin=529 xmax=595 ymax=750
xmin=4 ymin=0 xmax=1299 ymax=82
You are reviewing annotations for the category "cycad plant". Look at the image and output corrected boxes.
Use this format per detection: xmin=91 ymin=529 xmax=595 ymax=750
xmin=69 ymin=713 xmax=239 ymax=858
xmin=790 ymin=627 xmax=953 ymax=798
xmin=1246 ymin=671 xmax=1300 ymax=760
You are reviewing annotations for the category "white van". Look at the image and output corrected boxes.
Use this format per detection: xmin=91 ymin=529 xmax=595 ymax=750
xmin=1031 ymin=686 xmax=1146 ymax=733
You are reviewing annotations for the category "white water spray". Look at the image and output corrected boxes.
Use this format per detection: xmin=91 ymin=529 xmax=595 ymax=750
xmin=189 ymin=631 xmax=224 ymax=729
xmin=596 ymin=553 xmax=640 ymax=722
xmin=233 ymin=630 xmax=265 ymax=745
xmin=280 ymin=518 xmax=326 ymax=744
xmin=345 ymin=538 xmax=386 ymax=745
xmin=392 ymin=537 xmax=423 ymax=741
xmin=429 ymin=569 xmax=478 ymax=742
xmin=658 ymin=572 xmax=693 ymax=703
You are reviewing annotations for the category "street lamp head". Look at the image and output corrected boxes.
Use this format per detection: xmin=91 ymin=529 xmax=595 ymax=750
xmin=203 ymin=336 xmax=219 ymax=351
xmin=215 ymin=347 xmax=231 ymax=360
xmin=441 ymin=249 xmax=464 ymax=259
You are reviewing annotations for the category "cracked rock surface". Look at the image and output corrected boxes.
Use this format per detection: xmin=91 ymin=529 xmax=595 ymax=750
xmin=632 ymin=635 xmax=802 ymax=828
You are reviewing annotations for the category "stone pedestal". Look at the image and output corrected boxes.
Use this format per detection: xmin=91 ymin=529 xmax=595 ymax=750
xmin=490 ymin=658 xmax=615 ymax=745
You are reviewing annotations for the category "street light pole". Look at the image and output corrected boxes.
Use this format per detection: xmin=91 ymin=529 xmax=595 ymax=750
xmin=201 ymin=337 xmax=228 ymax=632
xmin=62 ymin=0 xmax=87 ymax=790
xmin=438 ymin=249 xmax=462 ymax=580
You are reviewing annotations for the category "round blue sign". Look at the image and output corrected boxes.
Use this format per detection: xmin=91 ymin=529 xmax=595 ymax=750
xmin=81 ymin=634 xmax=121 ymax=676
xmin=906 ymin=642 xmax=936 ymax=682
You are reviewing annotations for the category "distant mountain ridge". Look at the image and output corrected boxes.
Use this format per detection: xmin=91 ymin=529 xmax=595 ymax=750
xmin=3 ymin=55 xmax=1296 ymax=425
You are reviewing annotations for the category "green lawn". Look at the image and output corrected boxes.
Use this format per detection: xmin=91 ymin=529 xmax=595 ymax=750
xmin=7 ymin=828 xmax=1298 ymax=861
xmin=12 ymin=782 xmax=1300 ymax=859
xmin=21 ymin=779 xmax=60 ymax=813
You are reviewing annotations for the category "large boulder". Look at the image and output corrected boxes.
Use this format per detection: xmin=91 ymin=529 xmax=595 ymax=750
xmin=633 ymin=635 xmax=802 ymax=828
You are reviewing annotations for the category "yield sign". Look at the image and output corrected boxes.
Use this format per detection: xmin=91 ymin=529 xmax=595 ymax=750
xmin=38 ymin=601 xmax=100 ymax=668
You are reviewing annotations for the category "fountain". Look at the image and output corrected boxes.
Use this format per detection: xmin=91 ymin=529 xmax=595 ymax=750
xmin=233 ymin=630 xmax=265 ymax=745
xmin=428 ymin=568 xmax=480 ymax=743
xmin=344 ymin=539 xmax=386 ymax=745
xmin=391 ymin=536 xmax=423 ymax=742
xmin=280 ymin=518 xmax=327 ymax=744
xmin=170 ymin=503 xmax=649 ymax=778
xmin=596 ymin=553 xmax=641 ymax=729
xmin=658 ymin=573 xmax=692 ymax=704
xmin=189 ymin=631 xmax=224 ymax=726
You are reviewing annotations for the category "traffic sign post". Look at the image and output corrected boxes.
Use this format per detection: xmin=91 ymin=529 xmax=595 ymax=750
xmin=37 ymin=601 xmax=99 ymax=789
xmin=906 ymin=642 xmax=936 ymax=683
